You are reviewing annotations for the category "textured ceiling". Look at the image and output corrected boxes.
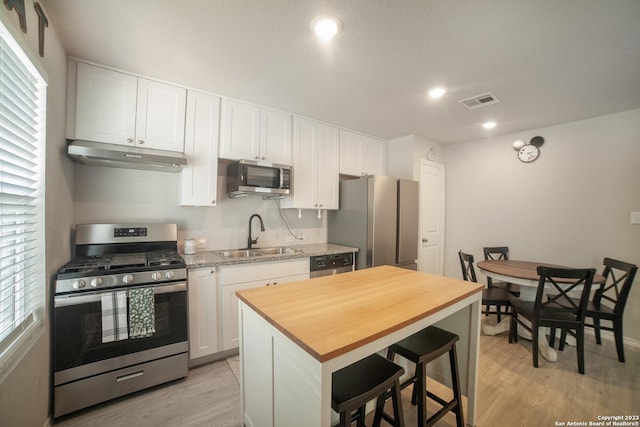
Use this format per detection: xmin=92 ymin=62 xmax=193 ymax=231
xmin=42 ymin=0 xmax=640 ymax=144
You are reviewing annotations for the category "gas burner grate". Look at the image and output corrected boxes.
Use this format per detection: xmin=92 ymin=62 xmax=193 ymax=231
xmin=58 ymin=256 xmax=110 ymax=274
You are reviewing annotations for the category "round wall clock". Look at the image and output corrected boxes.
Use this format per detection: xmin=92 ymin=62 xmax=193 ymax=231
xmin=518 ymin=145 xmax=539 ymax=163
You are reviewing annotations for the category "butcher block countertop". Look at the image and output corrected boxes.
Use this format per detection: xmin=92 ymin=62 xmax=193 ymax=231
xmin=236 ymin=265 xmax=484 ymax=362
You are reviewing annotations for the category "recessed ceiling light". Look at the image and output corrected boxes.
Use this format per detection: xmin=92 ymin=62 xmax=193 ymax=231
xmin=482 ymin=121 xmax=497 ymax=129
xmin=428 ymin=87 xmax=447 ymax=98
xmin=311 ymin=16 xmax=342 ymax=41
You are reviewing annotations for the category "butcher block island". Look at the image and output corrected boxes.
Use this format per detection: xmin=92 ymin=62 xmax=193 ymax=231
xmin=236 ymin=266 xmax=484 ymax=427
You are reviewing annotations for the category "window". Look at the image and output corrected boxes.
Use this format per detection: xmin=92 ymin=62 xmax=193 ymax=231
xmin=0 ymin=18 xmax=46 ymax=380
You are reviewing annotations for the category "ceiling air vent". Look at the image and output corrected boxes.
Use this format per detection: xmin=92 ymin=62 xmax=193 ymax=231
xmin=458 ymin=92 xmax=500 ymax=110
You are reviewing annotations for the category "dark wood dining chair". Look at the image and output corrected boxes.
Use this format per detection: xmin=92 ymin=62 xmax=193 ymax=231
xmin=459 ymin=250 xmax=512 ymax=323
xmin=509 ymin=266 xmax=596 ymax=374
xmin=482 ymin=246 xmax=520 ymax=296
xmin=554 ymin=258 xmax=637 ymax=363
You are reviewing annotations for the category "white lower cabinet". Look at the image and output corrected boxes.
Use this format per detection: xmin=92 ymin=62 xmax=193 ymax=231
xmin=220 ymin=258 xmax=309 ymax=351
xmin=188 ymin=267 xmax=219 ymax=360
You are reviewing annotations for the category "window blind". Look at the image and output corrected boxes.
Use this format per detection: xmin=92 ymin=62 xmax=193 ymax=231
xmin=0 ymin=21 xmax=46 ymax=370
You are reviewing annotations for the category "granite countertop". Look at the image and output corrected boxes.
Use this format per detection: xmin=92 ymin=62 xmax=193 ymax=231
xmin=182 ymin=242 xmax=358 ymax=268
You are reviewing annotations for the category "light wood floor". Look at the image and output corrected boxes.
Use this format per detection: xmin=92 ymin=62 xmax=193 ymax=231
xmin=53 ymin=324 xmax=640 ymax=427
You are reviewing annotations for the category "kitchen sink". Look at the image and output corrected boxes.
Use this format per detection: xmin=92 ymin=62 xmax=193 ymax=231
xmin=254 ymin=247 xmax=299 ymax=255
xmin=217 ymin=249 xmax=261 ymax=258
xmin=216 ymin=247 xmax=301 ymax=259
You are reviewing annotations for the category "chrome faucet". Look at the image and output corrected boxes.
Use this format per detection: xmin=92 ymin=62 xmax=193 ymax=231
xmin=247 ymin=214 xmax=265 ymax=249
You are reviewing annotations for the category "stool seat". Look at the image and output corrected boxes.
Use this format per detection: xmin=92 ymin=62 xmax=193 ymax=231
xmin=390 ymin=326 xmax=459 ymax=363
xmin=386 ymin=326 xmax=464 ymax=427
xmin=332 ymin=354 xmax=405 ymax=427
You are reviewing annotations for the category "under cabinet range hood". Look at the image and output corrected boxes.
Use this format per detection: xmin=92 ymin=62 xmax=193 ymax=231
xmin=67 ymin=140 xmax=187 ymax=173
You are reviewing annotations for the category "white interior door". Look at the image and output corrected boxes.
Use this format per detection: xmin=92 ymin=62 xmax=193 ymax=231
xmin=418 ymin=160 xmax=445 ymax=275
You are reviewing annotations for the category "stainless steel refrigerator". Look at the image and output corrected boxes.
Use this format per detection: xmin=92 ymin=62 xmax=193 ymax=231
xmin=327 ymin=175 xmax=419 ymax=270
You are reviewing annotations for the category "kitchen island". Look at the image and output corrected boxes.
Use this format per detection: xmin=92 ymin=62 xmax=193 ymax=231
xmin=236 ymin=265 xmax=484 ymax=427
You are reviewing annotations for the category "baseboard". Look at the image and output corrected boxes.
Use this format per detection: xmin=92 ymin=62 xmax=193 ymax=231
xmin=590 ymin=328 xmax=640 ymax=349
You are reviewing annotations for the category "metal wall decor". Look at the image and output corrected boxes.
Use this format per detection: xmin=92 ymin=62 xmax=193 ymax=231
xmin=513 ymin=136 xmax=545 ymax=163
xmin=3 ymin=0 xmax=48 ymax=57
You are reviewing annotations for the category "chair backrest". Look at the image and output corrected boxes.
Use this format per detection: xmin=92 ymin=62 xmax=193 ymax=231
xmin=483 ymin=246 xmax=509 ymax=288
xmin=535 ymin=266 xmax=596 ymax=323
xmin=594 ymin=257 xmax=638 ymax=316
xmin=483 ymin=246 xmax=509 ymax=261
xmin=458 ymin=251 xmax=477 ymax=283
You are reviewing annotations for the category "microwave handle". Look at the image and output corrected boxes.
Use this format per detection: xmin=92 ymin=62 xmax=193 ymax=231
xmin=54 ymin=282 xmax=187 ymax=307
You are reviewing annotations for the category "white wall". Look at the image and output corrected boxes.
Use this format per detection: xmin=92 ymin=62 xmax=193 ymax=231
xmin=443 ymin=109 xmax=640 ymax=342
xmin=73 ymin=164 xmax=328 ymax=251
xmin=0 ymin=3 xmax=73 ymax=427
xmin=387 ymin=134 xmax=444 ymax=180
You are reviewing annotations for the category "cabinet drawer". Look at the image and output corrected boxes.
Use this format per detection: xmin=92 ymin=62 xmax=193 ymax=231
xmin=221 ymin=258 xmax=309 ymax=285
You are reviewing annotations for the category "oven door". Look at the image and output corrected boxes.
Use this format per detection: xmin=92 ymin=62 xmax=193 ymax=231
xmin=53 ymin=281 xmax=188 ymax=386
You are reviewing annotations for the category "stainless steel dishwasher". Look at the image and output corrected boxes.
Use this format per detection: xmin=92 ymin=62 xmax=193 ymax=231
xmin=310 ymin=252 xmax=355 ymax=277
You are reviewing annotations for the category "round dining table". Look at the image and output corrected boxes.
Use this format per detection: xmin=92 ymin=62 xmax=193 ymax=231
xmin=476 ymin=260 xmax=605 ymax=362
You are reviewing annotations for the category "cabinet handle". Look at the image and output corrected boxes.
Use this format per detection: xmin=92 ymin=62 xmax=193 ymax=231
xmin=127 ymin=138 xmax=134 ymax=144
xmin=255 ymin=156 xmax=259 ymax=160
xmin=138 ymin=139 xmax=144 ymax=144
xmin=422 ymin=238 xmax=429 ymax=243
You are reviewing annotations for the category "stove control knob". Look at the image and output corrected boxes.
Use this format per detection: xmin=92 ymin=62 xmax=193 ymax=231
xmin=90 ymin=278 xmax=103 ymax=288
xmin=151 ymin=272 xmax=162 ymax=281
xmin=72 ymin=280 xmax=86 ymax=289
xmin=122 ymin=274 xmax=134 ymax=284
xmin=164 ymin=271 xmax=175 ymax=280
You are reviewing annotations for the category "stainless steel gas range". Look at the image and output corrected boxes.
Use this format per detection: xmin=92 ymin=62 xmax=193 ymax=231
xmin=53 ymin=223 xmax=188 ymax=418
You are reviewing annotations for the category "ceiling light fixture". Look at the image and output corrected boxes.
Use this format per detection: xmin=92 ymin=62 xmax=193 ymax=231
xmin=428 ymin=87 xmax=447 ymax=98
xmin=311 ymin=16 xmax=342 ymax=41
xmin=482 ymin=121 xmax=497 ymax=129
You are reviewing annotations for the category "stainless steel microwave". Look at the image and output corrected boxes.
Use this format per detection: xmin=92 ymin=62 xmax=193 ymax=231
xmin=226 ymin=159 xmax=291 ymax=197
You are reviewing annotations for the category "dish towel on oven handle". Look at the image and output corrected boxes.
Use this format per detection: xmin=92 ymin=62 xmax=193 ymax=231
xmin=128 ymin=287 xmax=156 ymax=338
xmin=101 ymin=291 xmax=129 ymax=343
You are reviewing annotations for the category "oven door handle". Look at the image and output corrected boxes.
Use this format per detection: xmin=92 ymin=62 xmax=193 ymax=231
xmin=54 ymin=282 xmax=187 ymax=307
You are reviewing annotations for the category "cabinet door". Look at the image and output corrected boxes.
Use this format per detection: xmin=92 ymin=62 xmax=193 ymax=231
xmin=219 ymin=99 xmax=261 ymax=160
xmin=287 ymin=117 xmax=318 ymax=209
xmin=188 ymin=268 xmax=218 ymax=360
xmin=339 ymin=130 xmax=386 ymax=176
xmin=221 ymin=273 xmax=309 ymax=351
xmin=316 ymin=124 xmax=340 ymax=209
xmin=339 ymin=129 xmax=362 ymax=176
xmin=135 ymin=78 xmax=186 ymax=152
xmin=221 ymin=280 xmax=266 ymax=351
xmin=180 ymin=91 xmax=220 ymax=206
xmin=75 ymin=62 xmax=137 ymax=146
xmin=260 ymin=108 xmax=292 ymax=165
xmin=362 ymin=135 xmax=385 ymax=176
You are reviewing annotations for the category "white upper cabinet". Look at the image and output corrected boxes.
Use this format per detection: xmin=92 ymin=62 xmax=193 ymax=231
xmin=260 ymin=108 xmax=293 ymax=165
xmin=281 ymin=117 xmax=339 ymax=210
xmin=73 ymin=62 xmax=186 ymax=152
xmin=339 ymin=129 xmax=386 ymax=176
xmin=180 ymin=90 xmax=220 ymax=207
xmin=219 ymin=99 xmax=292 ymax=165
xmin=134 ymin=79 xmax=187 ymax=151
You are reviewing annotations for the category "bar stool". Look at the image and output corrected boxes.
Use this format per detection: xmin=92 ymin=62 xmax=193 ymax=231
xmin=332 ymin=354 xmax=405 ymax=427
xmin=383 ymin=326 xmax=464 ymax=427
